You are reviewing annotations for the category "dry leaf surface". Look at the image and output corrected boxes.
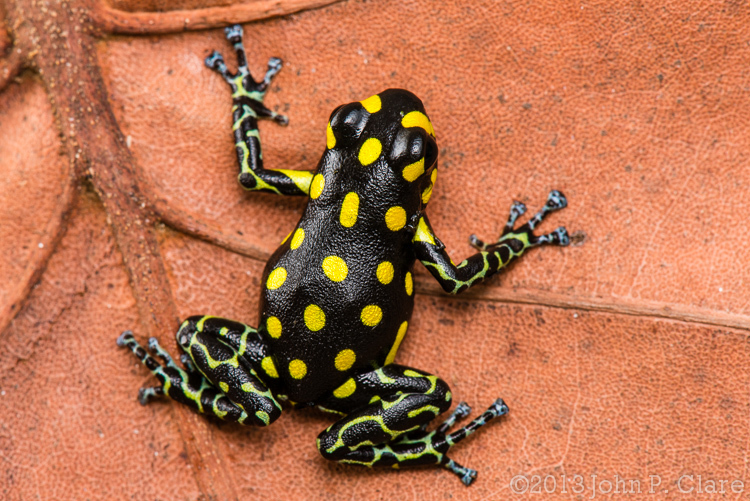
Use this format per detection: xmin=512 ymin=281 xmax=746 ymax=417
xmin=1 ymin=0 xmax=749 ymax=499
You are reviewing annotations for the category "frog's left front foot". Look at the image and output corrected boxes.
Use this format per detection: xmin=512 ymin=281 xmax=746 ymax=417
xmin=205 ymin=24 xmax=288 ymax=125
xmin=470 ymin=190 xmax=570 ymax=252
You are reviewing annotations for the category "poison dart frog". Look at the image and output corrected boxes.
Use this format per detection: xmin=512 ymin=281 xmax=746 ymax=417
xmin=117 ymin=24 xmax=570 ymax=486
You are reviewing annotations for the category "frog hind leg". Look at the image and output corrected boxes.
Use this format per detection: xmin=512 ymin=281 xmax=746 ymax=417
xmin=315 ymin=365 xmax=509 ymax=486
xmin=117 ymin=315 xmax=282 ymax=426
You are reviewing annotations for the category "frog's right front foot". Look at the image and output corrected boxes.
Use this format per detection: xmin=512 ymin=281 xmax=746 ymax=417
xmin=205 ymin=24 xmax=288 ymax=125
xmin=470 ymin=190 xmax=570 ymax=251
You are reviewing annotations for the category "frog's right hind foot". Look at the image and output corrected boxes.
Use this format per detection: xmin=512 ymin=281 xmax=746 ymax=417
xmin=439 ymin=398 xmax=510 ymax=486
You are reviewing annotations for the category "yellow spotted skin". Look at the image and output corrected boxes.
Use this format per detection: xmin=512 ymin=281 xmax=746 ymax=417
xmin=117 ymin=25 xmax=570 ymax=488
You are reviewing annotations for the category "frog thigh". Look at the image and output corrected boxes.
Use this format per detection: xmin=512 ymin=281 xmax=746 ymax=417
xmin=175 ymin=316 xmax=283 ymax=426
xmin=118 ymin=316 xmax=282 ymax=426
xmin=314 ymin=365 xmax=509 ymax=485
xmin=316 ymin=365 xmax=450 ymax=459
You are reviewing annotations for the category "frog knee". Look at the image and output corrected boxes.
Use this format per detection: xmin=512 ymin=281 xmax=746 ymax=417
xmin=247 ymin=407 xmax=281 ymax=427
xmin=433 ymin=378 xmax=453 ymax=412
xmin=316 ymin=432 xmax=347 ymax=461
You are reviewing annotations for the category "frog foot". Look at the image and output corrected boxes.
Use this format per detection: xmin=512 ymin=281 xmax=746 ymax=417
xmin=470 ymin=190 xmax=569 ymax=251
xmin=117 ymin=331 xmax=171 ymax=404
xmin=437 ymin=398 xmax=509 ymax=486
xmin=435 ymin=401 xmax=472 ymax=434
xmin=205 ymin=24 xmax=288 ymax=125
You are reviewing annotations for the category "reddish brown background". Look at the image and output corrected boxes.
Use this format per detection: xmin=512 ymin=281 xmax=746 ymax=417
xmin=2 ymin=0 xmax=750 ymax=499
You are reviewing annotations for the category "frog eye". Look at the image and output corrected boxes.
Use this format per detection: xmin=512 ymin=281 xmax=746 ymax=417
xmin=328 ymin=103 xmax=369 ymax=145
xmin=390 ymin=128 xmax=438 ymax=171
xmin=423 ymin=134 xmax=438 ymax=168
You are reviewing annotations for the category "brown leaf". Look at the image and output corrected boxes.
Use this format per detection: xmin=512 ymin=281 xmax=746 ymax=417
xmin=2 ymin=0 xmax=749 ymax=499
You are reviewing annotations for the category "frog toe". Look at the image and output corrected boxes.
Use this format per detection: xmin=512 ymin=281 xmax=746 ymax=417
xmin=436 ymin=401 xmax=472 ymax=433
xmin=204 ymin=50 xmax=225 ymax=71
xmin=138 ymin=385 xmax=164 ymax=405
xmin=224 ymin=24 xmax=243 ymax=43
xmin=546 ymin=189 xmax=568 ymax=210
xmin=443 ymin=459 xmax=478 ymax=487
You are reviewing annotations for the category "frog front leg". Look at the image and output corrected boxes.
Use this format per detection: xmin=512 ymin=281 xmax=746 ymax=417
xmin=413 ymin=190 xmax=569 ymax=294
xmin=206 ymin=24 xmax=314 ymax=195
xmin=315 ymin=365 xmax=508 ymax=485
xmin=117 ymin=316 xmax=282 ymax=426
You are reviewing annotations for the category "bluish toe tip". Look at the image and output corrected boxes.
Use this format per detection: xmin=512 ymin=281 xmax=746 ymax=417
xmin=137 ymin=388 xmax=149 ymax=405
xmin=147 ymin=337 xmax=160 ymax=350
xmin=116 ymin=330 xmax=133 ymax=346
xmin=462 ymin=469 xmax=478 ymax=486
xmin=204 ymin=51 xmax=223 ymax=68
xmin=547 ymin=189 xmax=568 ymax=209
xmin=456 ymin=402 xmax=472 ymax=417
xmin=224 ymin=25 xmax=243 ymax=38
xmin=556 ymin=227 xmax=570 ymax=246
xmin=511 ymin=201 xmax=527 ymax=215
xmin=492 ymin=398 xmax=510 ymax=416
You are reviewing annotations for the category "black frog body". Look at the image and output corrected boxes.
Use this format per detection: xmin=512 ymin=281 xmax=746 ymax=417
xmin=258 ymin=91 xmax=436 ymax=402
xmin=118 ymin=25 xmax=570 ymax=486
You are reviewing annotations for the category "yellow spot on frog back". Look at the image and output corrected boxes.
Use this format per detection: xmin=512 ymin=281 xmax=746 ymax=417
xmin=358 ymin=137 xmax=382 ymax=166
xmin=304 ymin=304 xmax=326 ymax=331
xmin=334 ymin=349 xmax=356 ymax=371
xmin=266 ymin=267 xmax=287 ymax=290
xmin=326 ymin=123 xmax=336 ymax=149
xmin=289 ymin=359 xmax=307 ymax=379
xmin=385 ymin=321 xmax=409 ymax=365
xmin=261 ymin=356 xmax=279 ymax=378
xmin=290 ymin=228 xmax=305 ymax=249
xmin=376 ymin=261 xmax=394 ymax=284
xmin=402 ymin=157 xmax=425 ymax=182
xmin=266 ymin=316 xmax=282 ymax=338
xmin=401 ymin=110 xmax=435 ymax=137
xmin=333 ymin=378 xmax=357 ymax=398
xmin=385 ymin=206 xmax=407 ymax=231
xmin=405 ymin=272 xmax=413 ymax=296
xmin=219 ymin=381 xmax=229 ymax=393
xmin=361 ymin=305 xmax=383 ymax=327
xmin=310 ymin=173 xmax=325 ymax=199
xmin=360 ymin=94 xmax=382 ymax=113
xmin=340 ymin=192 xmax=360 ymax=228
xmin=322 ymin=256 xmax=348 ymax=282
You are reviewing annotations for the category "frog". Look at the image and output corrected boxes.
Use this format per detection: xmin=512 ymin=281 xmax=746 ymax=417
xmin=117 ymin=24 xmax=570 ymax=486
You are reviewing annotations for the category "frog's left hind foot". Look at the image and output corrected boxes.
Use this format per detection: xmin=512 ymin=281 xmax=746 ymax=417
xmin=117 ymin=321 xmax=281 ymax=426
xmin=205 ymin=24 xmax=288 ymax=125
xmin=470 ymin=190 xmax=570 ymax=252
xmin=117 ymin=331 xmax=204 ymax=406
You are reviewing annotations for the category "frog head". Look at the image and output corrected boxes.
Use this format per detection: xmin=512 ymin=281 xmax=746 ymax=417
xmin=323 ymin=89 xmax=439 ymax=213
